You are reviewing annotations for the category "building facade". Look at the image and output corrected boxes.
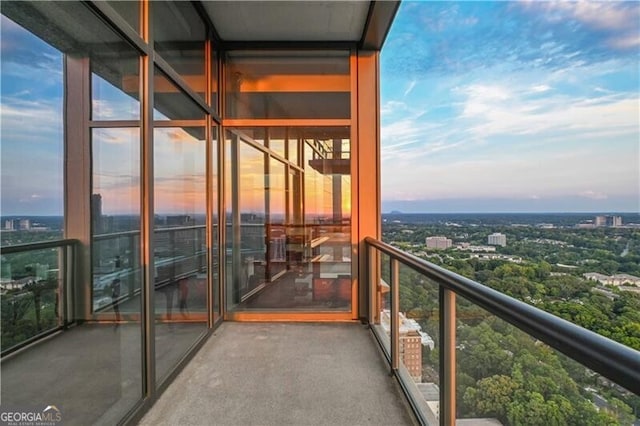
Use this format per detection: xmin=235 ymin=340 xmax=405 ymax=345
xmin=487 ymin=232 xmax=507 ymax=247
xmin=426 ymin=236 xmax=453 ymax=250
xmin=0 ymin=1 xmax=398 ymax=423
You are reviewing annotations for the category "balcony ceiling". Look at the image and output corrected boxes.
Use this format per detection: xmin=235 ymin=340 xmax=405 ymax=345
xmin=201 ymin=1 xmax=399 ymax=48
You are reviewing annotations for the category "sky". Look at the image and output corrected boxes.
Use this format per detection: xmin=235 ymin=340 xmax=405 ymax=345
xmin=380 ymin=1 xmax=640 ymax=213
xmin=1 ymin=3 xmax=639 ymax=216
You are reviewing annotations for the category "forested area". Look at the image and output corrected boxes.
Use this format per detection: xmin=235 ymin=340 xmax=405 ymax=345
xmin=382 ymin=220 xmax=640 ymax=425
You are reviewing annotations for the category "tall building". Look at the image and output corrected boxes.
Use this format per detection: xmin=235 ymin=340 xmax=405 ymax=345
xmin=426 ymin=236 xmax=453 ymax=249
xmin=487 ymin=232 xmax=507 ymax=247
xmin=380 ymin=310 xmax=435 ymax=382
xmin=91 ymin=194 xmax=104 ymax=234
xmin=595 ymin=215 xmax=623 ymax=227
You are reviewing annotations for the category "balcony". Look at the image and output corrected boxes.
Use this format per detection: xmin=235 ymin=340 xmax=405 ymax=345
xmin=139 ymin=322 xmax=414 ymax=425
xmin=1 ymin=236 xmax=639 ymax=425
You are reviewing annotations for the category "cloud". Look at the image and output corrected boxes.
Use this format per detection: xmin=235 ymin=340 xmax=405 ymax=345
xmin=608 ymin=34 xmax=640 ymax=50
xmin=526 ymin=1 xmax=637 ymax=31
xmin=403 ymin=80 xmax=417 ymax=97
xmin=579 ymin=190 xmax=608 ymax=200
xmin=383 ymin=1 xmax=639 ymax=80
xmin=520 ymin=0 xmax=640 ymax=53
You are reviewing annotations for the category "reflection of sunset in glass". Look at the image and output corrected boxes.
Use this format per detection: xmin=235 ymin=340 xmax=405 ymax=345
xmin=155 ymin=128 xmax=206 ymax=215
xmin=92 ymin=128 xmax=140 ymax=215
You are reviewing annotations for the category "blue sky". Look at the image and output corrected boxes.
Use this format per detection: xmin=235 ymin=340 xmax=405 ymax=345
xmin=380 ymin=1 xmax=640 ymax=213
xmin=1 ymin=15 xmax=64 ymax=216
xmin=1 ymin=3 xmax=639 ymax=216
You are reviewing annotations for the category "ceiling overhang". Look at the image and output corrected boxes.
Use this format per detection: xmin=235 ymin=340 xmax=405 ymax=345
xmin=200 ymin=1 xmax=400 ymax=50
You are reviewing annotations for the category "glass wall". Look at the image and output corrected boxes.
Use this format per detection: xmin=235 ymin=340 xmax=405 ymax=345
xmin=1 ymin=1 xmax=363 ymax=423
xmin=1 ymin=2 xmax=144 ymax=424
xmin=226 ymin=127 xmax=352 ymax=312
xmin=0 ymin=13 xmax=63 ymax=242
xmin=152 ymin=1 xmax=206 ymax=100
xmin=153 ymin=68 xmax=208 ymax=385
xmin=225 ymin=51 xmax=351 ymax=119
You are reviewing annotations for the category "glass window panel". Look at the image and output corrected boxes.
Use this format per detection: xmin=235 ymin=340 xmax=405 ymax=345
xmin=225 ymin=51 xmax=351 ymax=119
xmin=267 ymin=158 xmax=287 ymax=280
xmin=226 ymin=127 xmax=351 ymax=312
xmin=288 ymin=136 xmax=299 ymax=166
xmin=152 ymin=1 xmax=205 ymax=98
xmin=154 ymin=67 xmax=205 ymax=121
xmin=92 ymin=70 xmax=140 ymax=120
xmin=106 ymin=0 xmax=140 ymax=33
xmin=211 ymin=46 xmax=219 ymax=113
xmin=153 ymin=126 xmax=207 ymax=385
xmin=0 ymin=15 xmax=63 ymax=242
xmin=91 ymin=127 xmax=141 ymax=312
xmin=212 ymin=126 xmax=220 ymax=320
xmin=454 ymin=295 xmax=632 ymax=425
xmin=1 ymin=8 xmax=144 ymax=424
xmin=229 ymin=138 xmax=267 ymax=308
xmin=267 ymin=128 xmax=286 ymax=159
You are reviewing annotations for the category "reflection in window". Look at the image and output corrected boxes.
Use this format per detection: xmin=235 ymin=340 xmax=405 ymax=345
xmin=0 ymin=15 xmax=63 ymax=242
xmin=1 ymin=6 xmax=144 ymax=424
xmin=153 ymin=127 xmax=208 ymax=385
xmin=106 ymin=0 xmax=140 ymax=33
xmin=154 ymin=67 xmax=205 ymax=121
xmin=225 ymin=51 xmax=351 ymax=119
xmin=92 ymin=73 xmax=140 ymax=121
xmin=226 ymin=128 xmax=352 ymax=312
xmin=91 ymin=128 xmax=141 ymax=312
xmin=211 ymin=126 xmax=220 ymax=319
xmin=152 ymin=1 xmax=206 ymax=98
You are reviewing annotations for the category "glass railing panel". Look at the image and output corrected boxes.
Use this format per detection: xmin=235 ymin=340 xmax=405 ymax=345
xmin=372 ymin=251 xmax=392 ymax=353
xmin=0 ymin=246 xmax=64 ymax=353
xmin=455 ymin=294 xmax=638 ymax=425
xmin=397 ymin=265 xmax=440 ymax=425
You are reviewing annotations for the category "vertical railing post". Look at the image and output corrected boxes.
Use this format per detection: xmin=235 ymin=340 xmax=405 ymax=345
xmin=439 ymin=287 xmax=457 ymax=426
xmin=368 ymin=243 xmax=376 ymax=325
xmin=391 ymin=258 xmax=400 ymax=372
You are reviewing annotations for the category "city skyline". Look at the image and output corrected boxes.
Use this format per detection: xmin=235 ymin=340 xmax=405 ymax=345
xmin=380 ymin=1 xmax=639 ymax=213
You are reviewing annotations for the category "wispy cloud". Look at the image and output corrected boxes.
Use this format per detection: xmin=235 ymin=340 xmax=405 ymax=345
xmin=380 ymin=1 xmax=639 ymax=212
xmin=403 ymin=80 xmax=417 ymax=97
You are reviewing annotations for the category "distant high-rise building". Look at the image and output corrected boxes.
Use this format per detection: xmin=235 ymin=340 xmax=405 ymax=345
xmin=166 ymin=215 xmax=194 ymax=227
xmin=426 ymin=236 xmax=452 ymax=250
xmin=609 ymin=216 xmax=622 ymax=227
xmin=487 ymin=232 xmax=506 ymax=247
xmin=19 ymin=219 xmax=31 ymax=230
xmin=5 ymin=219 xmax=16 ymax=230
xmin=595 ymin=215 xmax=622 ymax=227
xmin=91 ymin=194 xmax=103 ymax=234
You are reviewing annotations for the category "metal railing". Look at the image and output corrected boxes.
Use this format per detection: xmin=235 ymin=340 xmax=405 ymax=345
xmin=365 ymin=237 xmax=640 ymax=426
xmin=92 ymin=225 xmax=209 ymax=311
xmin=0 ymin=238 xmax=77 ymax=356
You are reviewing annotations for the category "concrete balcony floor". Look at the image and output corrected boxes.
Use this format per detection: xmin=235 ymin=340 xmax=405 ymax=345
xmin=140 ymin=322 xmax=415 ymax=426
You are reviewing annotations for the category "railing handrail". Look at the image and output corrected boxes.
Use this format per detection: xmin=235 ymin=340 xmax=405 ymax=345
xmin=365 ymin=236 xmax=640 ymax=395
xmin=0 ymin=238 xmax=78 ymax=255
xmin=92 ymin=225 xmax=210 ymax=242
